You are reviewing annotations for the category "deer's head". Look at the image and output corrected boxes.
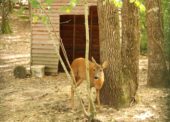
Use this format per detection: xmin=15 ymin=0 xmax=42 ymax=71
xmin=91 ymin=57 xmax=108 ymax=89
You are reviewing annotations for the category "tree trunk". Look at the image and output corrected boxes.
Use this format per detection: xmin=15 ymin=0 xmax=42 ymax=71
xmin=146 ymin=0 xmax=169 ymax=87
xmin=121 ymin=0 xmax=140 ymax=103
xmin=164 ymin=1 xmax=170 ymax=80
xmin=1 ymin=0 xmax=12 ymax=34
xmin=9 ymin=0 xmax=14 ymax=13
xmin=97 ymin=0 xmax=124 ymax=108
xmin=97 ymin=0 xmax=140 ymax=108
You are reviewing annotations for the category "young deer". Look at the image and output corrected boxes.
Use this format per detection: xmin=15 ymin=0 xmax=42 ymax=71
xmin=70 ymin=57 xmax=108 ymax=108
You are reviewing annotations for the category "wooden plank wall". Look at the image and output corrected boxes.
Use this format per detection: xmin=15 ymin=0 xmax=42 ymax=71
xmin=31 ymin=0 xmax=97 ymax=74
xmin=59 ymin=7 xmax=100 ymax=72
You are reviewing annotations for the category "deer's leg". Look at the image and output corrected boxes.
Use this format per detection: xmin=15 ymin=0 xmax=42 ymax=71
xmin=75 ymin=79 xmax=83 ymax=87
xmin=96 ymin=89 xmax=100 ymax=106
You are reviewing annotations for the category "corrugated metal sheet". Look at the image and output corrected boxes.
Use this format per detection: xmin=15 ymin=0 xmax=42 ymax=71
xmin=31 ymin=0 xmax=97 ymax=74
xmin=0 ymin=54 xmax=30 ymax=72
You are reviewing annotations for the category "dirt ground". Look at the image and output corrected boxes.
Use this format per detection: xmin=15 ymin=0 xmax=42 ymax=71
xmin=0 ymin=10 xmax=170 ymax=122
xmin=0 ymin=59 xmax=170 ymax=122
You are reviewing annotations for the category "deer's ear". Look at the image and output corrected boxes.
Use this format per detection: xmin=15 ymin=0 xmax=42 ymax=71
xmin=91 ymin=57 xmax=97 ymax=64
xmin=102 ymin=61 xmax=108 ymax=69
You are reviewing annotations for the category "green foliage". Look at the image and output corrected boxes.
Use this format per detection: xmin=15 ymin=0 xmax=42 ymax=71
xmin=103 ymin=0 xmax=123 ymax=8
xmin=60 ymin=0 xmax=79 ymax=13
xmin=30 ymin=0 xmax=40 ymax=8
xmin=59 ymin=0 xmax=144 ymax=13
xmin=32 ymin=14 xmax=49 ymax=25
xmin=107 ymin=0 xmax=145 ymax=12
xmin=30 ymin=0 xmax=53 ymax=24
xmin=129 ymin=0 xmax=135 ymax=2
xmin=41 ymin=15 xmax=49 ymax=24
xmin=44 ymin=0 xmax=55 ymax=5
xmin=109 ymin=0 xmax=123 ymax=8
xmin=32 ymin=14 xmax=38 ymax=23
xmin=129 ymin=0 xmax=145 ymax=12
xmin=17 ymin=6 xmax=25 ymax=14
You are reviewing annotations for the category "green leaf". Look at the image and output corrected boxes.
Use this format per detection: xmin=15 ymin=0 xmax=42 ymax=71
xmin=17 ymin=6 xmax=25 ymax=15
xmin=110 ymin=0 xmax=123 ymax=8
xmin=60 ymin=5 xmax=73 ymax=13
xmin=129 ymin=0 xmax=135 ymax=3
xmin=139 ymin=4 xmax=146 ymax=12
xmin=135 ymin=1 xmax=140 ymax=7
xmin=70 ymin=0 xmax=78 ymax=7
xmin=60 ymin=0 xmax=78 ymax=13
xmin=117 ymin=1 xmax=123 ymax=8
xmin=41 ymin=16 xmax=48 ymax=24
xmin=30 ymin=0 xmax=40 ymax=8
xmin=44 ymin=0 xmax=55 ymax=5
xmin=32 ymin=16 xmax=39 ymax=23
xmin=66 ymin=7 xmax=71 ymax=13
xmin=70 ymin=2 xmax=76 ymax=7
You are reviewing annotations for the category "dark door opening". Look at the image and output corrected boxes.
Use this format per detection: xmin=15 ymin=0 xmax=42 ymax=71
xmin=59 ymin=6 xmax=99 ymax=72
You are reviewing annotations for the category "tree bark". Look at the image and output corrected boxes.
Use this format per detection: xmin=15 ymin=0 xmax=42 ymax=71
xmin=146 ymin=0 xmax=169 ymax=87
xmin=1 ymin=0 xmax=12 ymax=34
xmin=97 ymin=0 xmax=124 ymax=108
xmin=164 ymin=1 xmax=170 ymax=80
xmin=9 ymin=0 xmax=14 ymax=13
xmin=121 ymin=0 xmax=140 ymax=103
xmin=97 ymin=0 xmax=140 ymax=108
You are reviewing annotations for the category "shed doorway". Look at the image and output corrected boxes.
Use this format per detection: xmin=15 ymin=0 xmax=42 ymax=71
xmin=59 ymin=6 xmax=99 ymax=71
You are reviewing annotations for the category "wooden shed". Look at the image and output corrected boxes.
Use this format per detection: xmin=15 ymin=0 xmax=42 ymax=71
xmin=31 ymin=0 xmax=100 ymax=74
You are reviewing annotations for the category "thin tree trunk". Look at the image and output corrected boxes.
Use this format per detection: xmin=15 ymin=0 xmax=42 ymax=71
xmin=146 ymin=0 xmax=169 ymax=87
xmin=84 ymin=0 xmax=96 ymax=120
